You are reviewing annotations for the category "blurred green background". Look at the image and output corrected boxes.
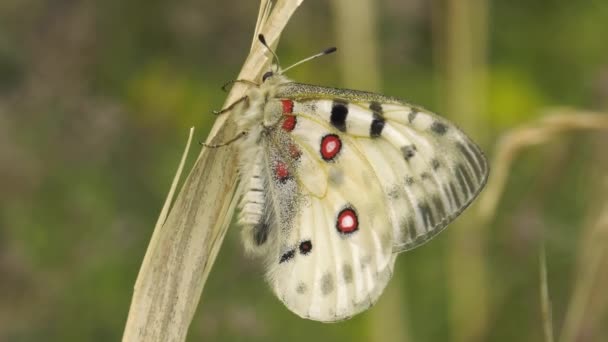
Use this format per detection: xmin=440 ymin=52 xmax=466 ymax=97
xmin=1 ymin=0 xmax=608 ymax=341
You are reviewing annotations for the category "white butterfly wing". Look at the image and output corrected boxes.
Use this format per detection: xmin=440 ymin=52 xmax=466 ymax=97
xmin=237 ymin=81 xmax=488 ymax=322
xmin=355 ymin=102 xmax=489 ymax=251
xmin=276 ymin=83 xmax=488 ymax=253
xmin=266 ymin=113 xmax=396 ymax=321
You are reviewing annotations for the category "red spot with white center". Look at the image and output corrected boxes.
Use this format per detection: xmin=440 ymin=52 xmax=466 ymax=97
xmin=274 ymin=161 xmax=290 ymax=183
xmin=336 ymin=207 xmax=359 ymax=234
xmin=320 ymin=134 xmax=342 ymax=161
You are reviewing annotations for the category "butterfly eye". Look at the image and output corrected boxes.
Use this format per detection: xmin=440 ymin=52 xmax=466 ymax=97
xmin=262 ymin=71 xmax=274 ymax=82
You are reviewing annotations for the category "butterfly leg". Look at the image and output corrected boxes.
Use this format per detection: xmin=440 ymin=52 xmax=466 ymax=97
xmin=200 ymin=131 xmax=248 ymax=148
xmin=221 ymin=79 xmax=259 ymax=92
xmin=212 ymin=95 xmax=248 ymax=115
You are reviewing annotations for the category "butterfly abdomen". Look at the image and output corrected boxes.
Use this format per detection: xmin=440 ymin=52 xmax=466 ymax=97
xmin=236 ymin=93 xmax=302 ymax=256
xmin=238 ymin=144 xmax=270 ymax=253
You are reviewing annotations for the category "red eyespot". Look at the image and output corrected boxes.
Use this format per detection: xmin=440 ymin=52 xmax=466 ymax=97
xmin=337 ymin=207 xmax=358 ymax=234
xmin=320 ymin=134 xmax=342 ymax=161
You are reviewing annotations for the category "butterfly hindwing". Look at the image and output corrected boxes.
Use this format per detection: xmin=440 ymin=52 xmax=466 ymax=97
xmin=265 ymin=110 xmax=395 ymax=321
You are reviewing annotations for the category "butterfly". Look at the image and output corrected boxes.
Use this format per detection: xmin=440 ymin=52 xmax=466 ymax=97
xmin=223 ymin=35 xmax=489 ymax=322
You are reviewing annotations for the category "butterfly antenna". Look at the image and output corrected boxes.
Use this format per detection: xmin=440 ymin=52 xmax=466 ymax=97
xmin=258 ymin=34 xmax=281 ymax=67
xmin=281 ymin=47 xmax=337 ymax=74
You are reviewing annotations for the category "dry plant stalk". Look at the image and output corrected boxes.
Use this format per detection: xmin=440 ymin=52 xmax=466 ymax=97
xmin=539 ymin=242 xmax=555 ymax=342
xmin=122 ymin=1 xmax=304 ymax=341
xmin=560 ymin=178 xmax=608 ymax=342
xmin=476 ymin=108 xmax=608 ymax=342
xmin=478 ymin=108 xmax=608 ymax=222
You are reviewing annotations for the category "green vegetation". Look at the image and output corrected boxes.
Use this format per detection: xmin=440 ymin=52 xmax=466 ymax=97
xmin=1 ymin=1 xmax=607 ymax=341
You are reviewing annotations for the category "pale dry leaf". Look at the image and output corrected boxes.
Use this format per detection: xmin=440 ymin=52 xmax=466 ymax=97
xmin=122 ymin=1 xmax=305 ymax=341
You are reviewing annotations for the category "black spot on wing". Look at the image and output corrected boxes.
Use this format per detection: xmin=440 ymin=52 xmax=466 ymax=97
xmin=321 ymin=273 xmax=334 ymax=296
xmin=342 ymin=264 xmax=353 ymax=284
xmin=405 ymin=175 xmax=415 ymax=186
xmin=279 ymin=249 xmax=295 ymax=264
xmin=387 ymin=186 xmax=400 ymax=199
xmin=299 ymin=240 xmax=313 ymax=255
xmin=431 ymin=159 xmax=441 ymax=170
xmin=331 ymin=100 xmax=348 ymax=132
xmin=369 ymin=101 xmax=383 ymax=114
xmin=431 ymin=121 xmax=448 ymax=135
xmin=370 ymin=112 xmax=385 ymax=138
xmin=408 ymin=110 xmax=418 ymax=123
xmin=401 ymin=145 xmax=417 ymax=161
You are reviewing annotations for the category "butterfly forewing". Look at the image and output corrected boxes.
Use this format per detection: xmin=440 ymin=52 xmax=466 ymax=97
xmin=276 ymin=82 xmax=489 ymax=252
xmin=235 ymin=75 xmax=488 ymax=322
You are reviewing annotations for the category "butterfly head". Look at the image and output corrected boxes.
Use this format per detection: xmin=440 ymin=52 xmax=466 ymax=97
xmin=260 ymin=69 xmax=291 ymax=88
xmin=259 ymin=62 xmax=294 ymax=88
xmin=262 ymin=70 xmax=276 ymax=82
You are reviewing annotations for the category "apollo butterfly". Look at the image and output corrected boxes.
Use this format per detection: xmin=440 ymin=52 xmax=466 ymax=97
xmin=221 ymin=35 xmax=488 ymax=322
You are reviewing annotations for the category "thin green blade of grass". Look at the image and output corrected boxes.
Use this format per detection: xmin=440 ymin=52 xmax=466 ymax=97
xmin=540 ymin=242 xmax=555 ymax=342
